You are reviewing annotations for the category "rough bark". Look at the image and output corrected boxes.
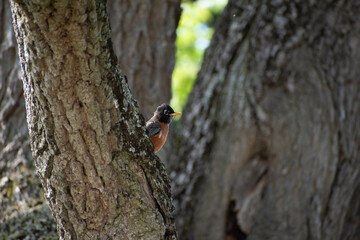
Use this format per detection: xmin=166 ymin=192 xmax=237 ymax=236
xmin=10 ymin=1 xmax=175 ymax=239
xmin=1 ymin=0 xmax=180 ymax=238
xmin=108 ymin=0 xmax=181 ymax=118
xmin=168 ymin=0 xmax=360 ymax=239
xmin=0 ymin=0 xmax=29 ymax=216
xmin=0 ymin=1 xmax=57 ymax=238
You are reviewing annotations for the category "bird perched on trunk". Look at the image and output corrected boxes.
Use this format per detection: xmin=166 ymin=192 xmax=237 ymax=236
xmin=146 ymin=104 xmax=181 ymax=153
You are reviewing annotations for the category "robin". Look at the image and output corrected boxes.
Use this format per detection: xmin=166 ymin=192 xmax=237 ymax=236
xmin=146 ymin=104 xmax=181 ymax=153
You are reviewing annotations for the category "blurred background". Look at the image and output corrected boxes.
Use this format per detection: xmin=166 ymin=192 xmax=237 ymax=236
xmin=1 ymin=0 xmax=359 ymax=239
xmin=171 ymin=0 xmax=227 ymax=112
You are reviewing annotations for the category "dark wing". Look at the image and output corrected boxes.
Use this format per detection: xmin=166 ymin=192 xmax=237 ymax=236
xmin=146 ymin=121 xmax=161 ymax=137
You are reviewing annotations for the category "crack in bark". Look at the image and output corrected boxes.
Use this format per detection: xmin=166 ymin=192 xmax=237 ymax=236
xmin=10 ymin=1 xmax=176 ymax=239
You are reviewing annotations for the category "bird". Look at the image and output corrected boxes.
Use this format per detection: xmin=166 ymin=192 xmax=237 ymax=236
xmin=146 ymin=104 xmax=181 ymax=153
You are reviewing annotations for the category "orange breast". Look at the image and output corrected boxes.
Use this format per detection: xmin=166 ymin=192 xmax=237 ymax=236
xmin=150 ymin=122 xmax=169 ymax=153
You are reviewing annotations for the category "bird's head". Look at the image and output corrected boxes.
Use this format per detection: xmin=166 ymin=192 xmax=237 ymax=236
xmin=154 ymin=104 xmax=181 ymax=124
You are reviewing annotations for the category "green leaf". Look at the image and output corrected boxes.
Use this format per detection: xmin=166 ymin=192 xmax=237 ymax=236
xmin=171 ymin=0 xmax=227 ymax=112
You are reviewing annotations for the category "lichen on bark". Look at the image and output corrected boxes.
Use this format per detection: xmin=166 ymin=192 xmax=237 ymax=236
xmin=9 ymin=0 xmax=176 ymax=239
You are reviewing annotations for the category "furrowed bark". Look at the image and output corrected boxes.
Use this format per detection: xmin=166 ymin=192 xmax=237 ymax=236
xmin=0 ymin=1 xmax=57 ymax=238
xmin=169 ymin=0 xmax=360 ymax=239
xmin=10 ymin=1 xmax=175 ymax=239
xmin=0 ymin=0 xmax=30 ymax=219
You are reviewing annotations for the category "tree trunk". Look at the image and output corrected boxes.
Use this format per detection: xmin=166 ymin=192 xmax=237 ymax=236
xmin=108 ymin=0 xmax=181 ymax=118
xmin=0 ymin=1 xmax=57 ymax=238
xmin=0 ymin=0 xmax=29 ymax=215
xmin=168 ymin=1 xmax=360 ymax=239
xmin=9 ymin=1 xmax=175 ymax=239
xmin=1 ymin=0 xmax=179 ymax=238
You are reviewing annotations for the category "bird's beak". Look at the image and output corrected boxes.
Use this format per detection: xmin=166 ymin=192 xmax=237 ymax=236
xmin=169 ymin=112 xmax=182 ymax=116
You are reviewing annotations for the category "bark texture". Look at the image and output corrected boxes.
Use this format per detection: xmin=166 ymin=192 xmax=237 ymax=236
xmin=10 ymin=1 xmax=175 ymax=239
xmin=0 ymin=0 xmax=29 ymax=217
xmin=108 ymin=0 xmax=181 ymax=118
xmin=0 ymin=1 xmax=57 ymax=238
xmin=168 ymin=0 xmax=360 ymax=239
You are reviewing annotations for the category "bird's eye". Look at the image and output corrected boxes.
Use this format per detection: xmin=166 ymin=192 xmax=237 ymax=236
xmin=164 ymin=110 xmax=168 ymax=114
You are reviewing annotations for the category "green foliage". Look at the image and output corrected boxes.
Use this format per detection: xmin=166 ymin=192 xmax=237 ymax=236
xmin=171 ymin=0 xmax=228 ymax=112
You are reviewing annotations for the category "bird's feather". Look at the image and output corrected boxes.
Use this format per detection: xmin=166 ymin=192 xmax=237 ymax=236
xmin=146 ymin=121 xmax=161 ymax=137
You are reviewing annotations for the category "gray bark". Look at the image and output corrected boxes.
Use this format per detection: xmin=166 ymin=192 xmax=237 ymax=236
xmin=169 ymin=1 xmax=360 ymax=239
xmin=0 ymin=0 xmax=29 ymax=216
xmin=0 ymin=1 xmax=57 ymax=238
xmin=1 ymin=0 xmax=180 ymax=238
xmin=108 ymin=0 xmax=181 ymax=118
xmin=9 ymin=1 xmax=175 ymax=239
